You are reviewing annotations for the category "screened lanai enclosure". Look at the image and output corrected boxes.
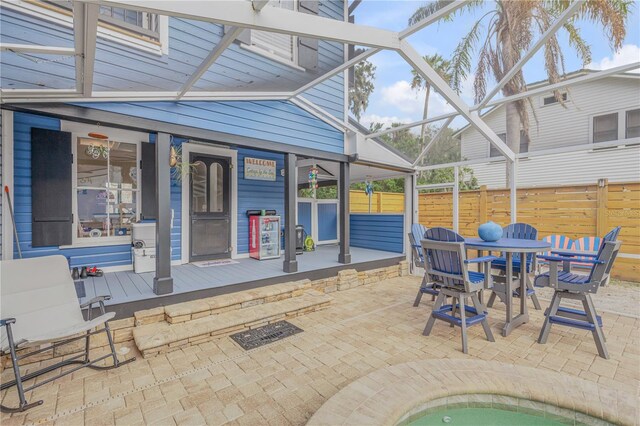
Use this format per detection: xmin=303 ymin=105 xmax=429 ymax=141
xmin=1 ymin=0 xmax=638 ymax=314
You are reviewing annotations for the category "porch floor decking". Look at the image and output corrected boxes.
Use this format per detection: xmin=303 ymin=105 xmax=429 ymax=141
xmin=79 ymin=245 xmax=403 ymax=310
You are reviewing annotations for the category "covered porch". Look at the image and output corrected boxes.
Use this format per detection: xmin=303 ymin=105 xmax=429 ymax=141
xmin=80 ymin=244 xmax=403 ymax=318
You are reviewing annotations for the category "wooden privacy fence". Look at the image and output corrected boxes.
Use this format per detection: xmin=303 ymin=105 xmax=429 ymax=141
xmin=417 ymin=180 xmax=639 ymax=282
xmin=350 ymin=191 xmax=404 ymax=213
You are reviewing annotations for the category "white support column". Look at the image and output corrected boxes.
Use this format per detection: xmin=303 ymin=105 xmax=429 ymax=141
xmin=1 ymin=110 xmax=14 ymax=260
xmin=73 ymin=1 xmax=99 ymax=96
xmin=510 ymin=160 xmax=517 ymax=223
xmin=404 ymin=174 xmax=414 ymax=260
xmin=453 ymin=166 xmax=459 ymax=233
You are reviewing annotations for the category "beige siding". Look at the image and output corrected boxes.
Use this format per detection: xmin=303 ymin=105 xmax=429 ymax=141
xmin=469 ymin=145 xmax=640 ymax=189
xmin=460 ymin=76 xmax=640 ymax=160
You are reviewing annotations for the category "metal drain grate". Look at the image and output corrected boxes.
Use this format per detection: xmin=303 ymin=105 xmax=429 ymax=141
xmin=230 ymin=321 xmax=303 ymax=350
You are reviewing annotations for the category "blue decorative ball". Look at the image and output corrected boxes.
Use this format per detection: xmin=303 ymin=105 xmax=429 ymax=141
xmin=478 ymin=221 xmax=503 ymax=242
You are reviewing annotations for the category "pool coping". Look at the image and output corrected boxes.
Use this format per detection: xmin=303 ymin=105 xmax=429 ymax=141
xmin=306 ymin=359 xmax=637 ymax=426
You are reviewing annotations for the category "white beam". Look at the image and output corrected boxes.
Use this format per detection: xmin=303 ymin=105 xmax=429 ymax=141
xmin=73 ymin=2 xmax=99 ymax=96
xmin=416 ymin=182 xmax=454 ymax=190
xmin=252 ymin=0 xmax=270 ymax=11
xmin=478 ymin=0 xmax=582 ymax=108
xmin=399 ymin=0 xmax=470 ymax=39
xmin=510 ymin=160 xmax=517 ymax=223
xmin=1 ymin=110 xmax=15 ymax=260
xmin=398 ymin=40 xmax=515 ymax=161
xmin=0 ymin=90 xmax=293 ymax=103
xmin=412 ymin=116 xmax=454 ymax=166
xmin=177 ymin=26 xmax=245 ymax=99
xmin=453 ymin=165 xmax=459 ymax=233
xmin=0 ymin=44 xmax=76 ymax=55
xmin=78 ymin=0 xmax=401 ymax=49
xmin=291 ymin=96 xmax=359 ymax=132
xmin=292 ymin=48 xmax=380 ymax=97
xmin=477 ymin=62 xmax=640 ymax=110
xmin=366 ymin=111 xmax=459 ymax=139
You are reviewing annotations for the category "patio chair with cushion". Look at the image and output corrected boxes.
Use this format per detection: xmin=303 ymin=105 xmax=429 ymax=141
xmin=0 ymin=255 xmax=135 ymax=412
xmin=535 ymin=239 xmax=621 ymax=359
xmin=421 ymin=228 xmax=496 ymax=354
xmin=409 ymin=224 xmax=441 ymax=306
xmin=537 ymin=235 xmax=573 ymax=270
xmin=487 ymin=223 xmax=542 ymax=310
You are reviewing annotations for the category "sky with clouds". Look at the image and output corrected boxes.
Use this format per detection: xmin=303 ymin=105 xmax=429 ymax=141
xmin=351 ymin=1 xmax=640 ymax=131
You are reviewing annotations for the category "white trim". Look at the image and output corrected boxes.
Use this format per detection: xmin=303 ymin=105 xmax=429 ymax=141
xmin=3 ymin=1 xmax=168 ymax=56
xmin=181 ymin=142 xmax=238 ymax=264
xmin=240 ymin=43 xmax=305 ymax=72
xmin=589 ymin=107 xmax=640 ymax=145
xmin=61 ymin=121 xmax=148 ymax=248
xmin=81 ymin=0 xmax=401 ymax=50
xmin=0 ymin=43 xmax=76 ymax=55
xmin=2 ymin=110 xmax=15 ymax=260
xmin=296 ymin=197 xmax=339 ymax=245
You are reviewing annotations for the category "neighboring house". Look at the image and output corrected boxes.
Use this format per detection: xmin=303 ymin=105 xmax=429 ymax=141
xmin=0 ymin=1 xmax=414 ymax=312
xmin=456 ymin=70 xmax=640 ymax=188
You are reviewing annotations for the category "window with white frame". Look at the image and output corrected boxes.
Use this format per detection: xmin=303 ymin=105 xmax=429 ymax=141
xmin=250 ymin=0 xmax=298 ymax=64
xmin=75 ymin=137 xmax=139 ymax=242
xmin=490 ymin=132 xmax=529 ymax=157
xmin=541 ymin=92 xmax=568 ymax=106
xmin=6 ymin=1 xmax=168 ymax=55
xmin=626 ymin=109 xmax=640 ymax=139
xmin=592 ymin=113 xmax=619 ymax=143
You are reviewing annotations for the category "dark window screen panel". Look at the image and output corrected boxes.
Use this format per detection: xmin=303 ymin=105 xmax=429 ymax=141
xmin=593 ymin=113 xmax=618 ymax=143
xmin=141 ymin=142 xmax=157 ymax=220
xmin=626 ymin=109 xmax=640 ymax=139
xmin=191 ymin=218 xmax=230 ymax=258
xmin=31 ymin=128 xmax=73 ymax=247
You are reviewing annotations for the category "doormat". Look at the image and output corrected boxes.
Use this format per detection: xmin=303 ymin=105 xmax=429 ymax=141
xmin=191 ymin=259 xmax=240 ymax=268
xmin=230 ymin=321 xmax=303 ymax=350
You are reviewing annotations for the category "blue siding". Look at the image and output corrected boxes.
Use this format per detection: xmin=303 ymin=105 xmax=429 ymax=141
xmin=74 ymin=101 xmax=344 ymax=154
xmin=148 ymin=134 xmax=184 ymax=262
xmin=350 ymin=214 xmax=404 ymax=253
xmin=318 ymin=203 xmax=338 ymax=241
xmin=12 ymin=112 xmax=134 ymax=268
xmin=297 ymin=202 xmax=312 ymax=238
xmin=0 ymin=2 xmax=344 ymax=120
xmin=237 ymin=149 xmax=284 ymax=254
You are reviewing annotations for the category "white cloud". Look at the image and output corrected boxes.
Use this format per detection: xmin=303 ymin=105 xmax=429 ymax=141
xmin=360 ymin=113 xmax=414 ymax=130
xmin=589 ymin=44 xmax=640 ymax=73
xmin=380 ymin=80 xmax=425 ymax=114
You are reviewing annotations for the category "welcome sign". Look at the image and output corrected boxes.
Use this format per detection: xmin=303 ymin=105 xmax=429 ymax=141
xmin=244 ymin=157 xmax=277 ymax=181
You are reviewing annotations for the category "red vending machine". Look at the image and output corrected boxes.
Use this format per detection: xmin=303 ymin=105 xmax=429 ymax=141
xmin=249 ymin=215 xmax=281 ymax=260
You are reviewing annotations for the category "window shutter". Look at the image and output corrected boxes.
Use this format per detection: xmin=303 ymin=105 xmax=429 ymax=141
xmin=141 ymin=142 xmax=157 ymax=220
xmin=224 ymin=25 xmax=251 ymax=45
xmin=298 ymin=0 xmax=319 ymax=71
xmin=31 ymin=128 xmax=72 ymax=247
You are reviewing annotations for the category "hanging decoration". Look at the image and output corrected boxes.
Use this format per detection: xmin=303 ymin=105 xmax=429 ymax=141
xmin=365 ymin=177 xmax=374 ymax=213
xmin=308 ymin=165 xmax=319 ymax=199
xmin=364 ymin=179 xmax=374 ymax=196
xmin=86 ymin=130 xmax=110 ymax=159
xmin=169 ymin=142 xmax=197 ymax=182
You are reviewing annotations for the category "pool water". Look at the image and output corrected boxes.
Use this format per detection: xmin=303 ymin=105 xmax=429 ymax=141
xmin=408 ymin=407 xmax=565 ymax=425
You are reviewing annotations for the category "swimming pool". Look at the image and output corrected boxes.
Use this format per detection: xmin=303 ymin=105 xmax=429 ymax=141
xmin=407 ymin=407 xmax=565 ymax=425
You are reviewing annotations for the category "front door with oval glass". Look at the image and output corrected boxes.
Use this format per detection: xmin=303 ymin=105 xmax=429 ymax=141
xmin=190 ymin=154 xmax=231 ymax=261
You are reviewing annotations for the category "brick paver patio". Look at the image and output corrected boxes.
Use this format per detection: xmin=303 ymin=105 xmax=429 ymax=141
xmin=1 ymin=275 xmax=638 ymax=425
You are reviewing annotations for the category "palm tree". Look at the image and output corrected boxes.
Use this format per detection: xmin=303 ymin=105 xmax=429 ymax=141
xmin=410 ymin=53 xmax=454 ymax=152
xmin=409 ymin=0 xmax=632 ymax=184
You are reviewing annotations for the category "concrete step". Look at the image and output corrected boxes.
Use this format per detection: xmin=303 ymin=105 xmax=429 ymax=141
xmin=133 ymin=290 xmax=331 ymax=358
xmin=156 ymin=279 xmax=313 ymax=324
